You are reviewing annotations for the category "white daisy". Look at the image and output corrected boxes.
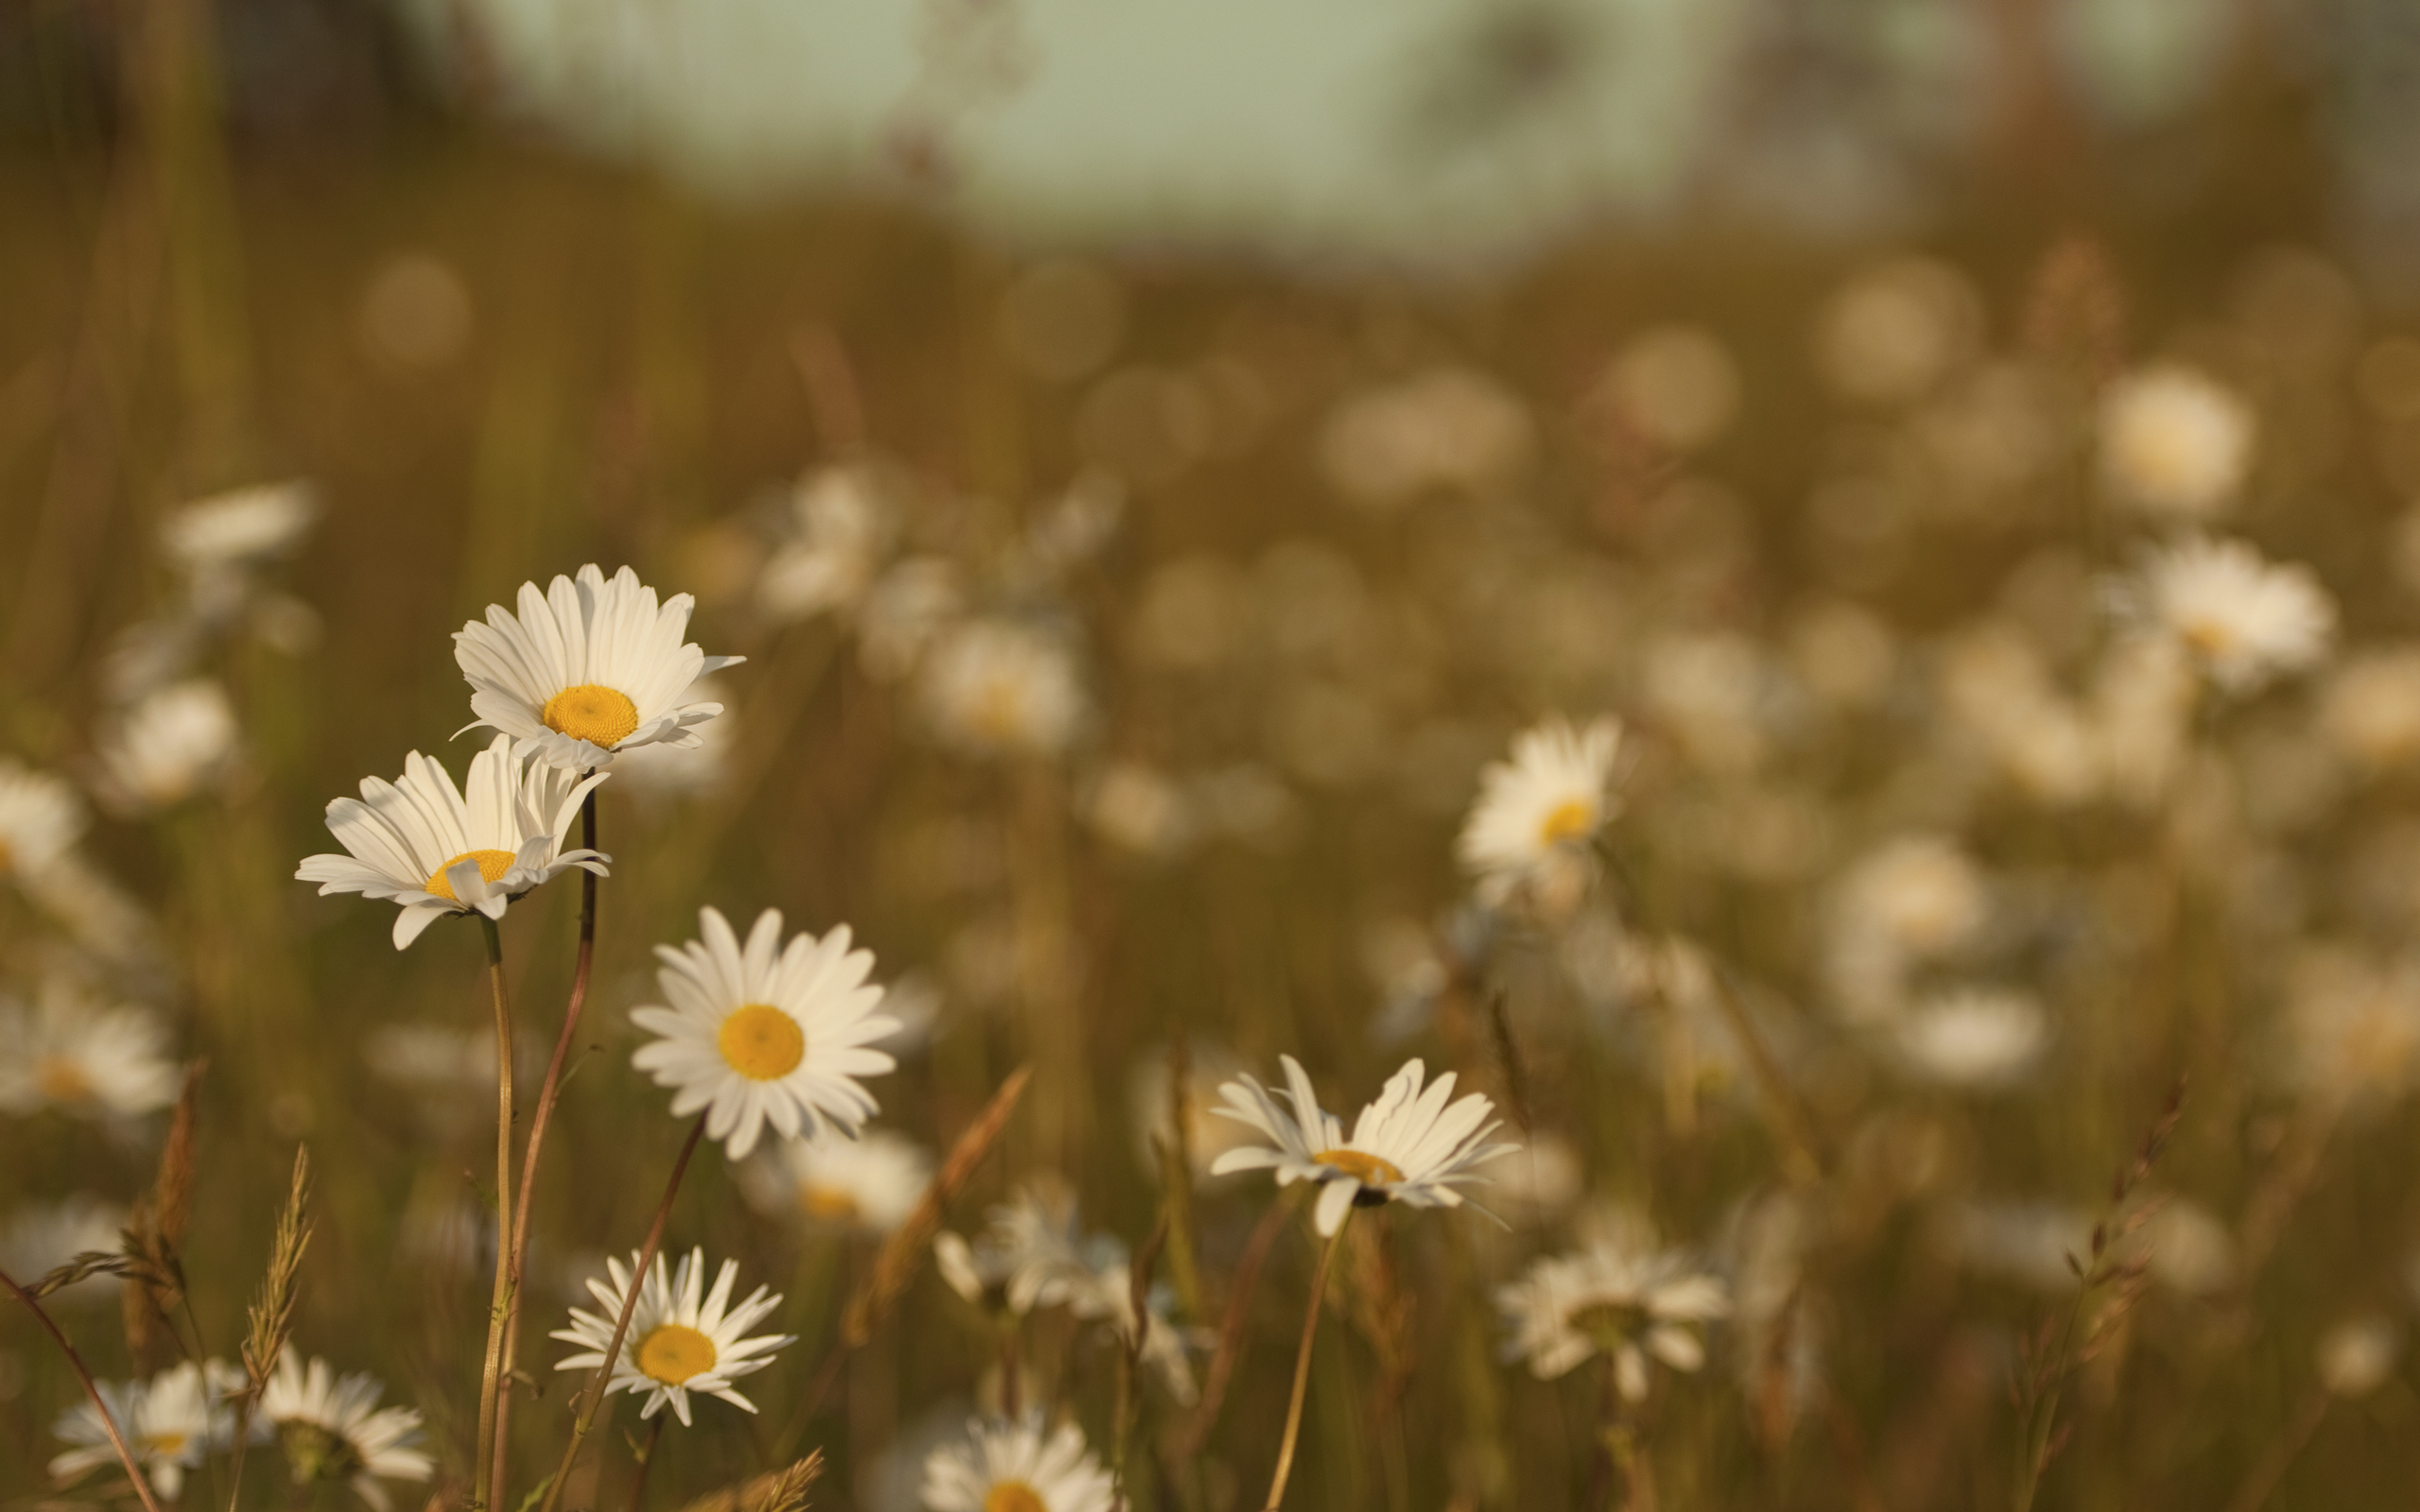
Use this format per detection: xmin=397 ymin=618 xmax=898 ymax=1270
xmin=453 ymin=563 xmax=743 ymax=771
xmin=95 ymin=679 xmax=240 ymax=814
xmin=1495 ymin=1226 xmax=1731 ymax=1399
xmin=934 ymin=1182 xmax=1092 ymax=1316
xmin=294 ymin=733 xmax=609 ymax=950
xmin=50 ymin=1360 xmax=242 ymax=1502
xmin=758 ymin=466 xmax=900 ymax=623
xmin=2097 ymin=363 xmax=2255 ymax=520
xmin=916 ymin=617 xmax=1089 ymax=760
xmin=1893 ymin=988 xmax=2048 ymax=1089
xmin=2114 ymin=535 xmax=2336 ymax=696
xmin=1456 ymin=715 xmax=1622 ymax=913
xmin=919 ymin=1414 xmax=1117 ymax=1512
xmin=1210 ymin=1055 xmax=1519 ymax=1237
xmin=0 ymin=757 xmax=86 ymax=881
xmin=0 ymin=977 xmax=180 ymax=1119
xmin=631 ymin=906 xmax=900 ymax=1159
xmin=260 ymin=1352 xmax=433 ymax=1512
xmin=740 ymin=1127 xmax=932 ymax=1234
xmin=159 ymin=480 xmax=319 ymax=578
xmin=550 ymin=1247 xmax=792 ymax=1426
xmin=0 ymin=1194 xmax=124 ymax=1305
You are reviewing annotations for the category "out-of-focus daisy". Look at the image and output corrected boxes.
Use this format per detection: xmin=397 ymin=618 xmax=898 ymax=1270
xmin=2284 ymin=944 xmax=2420 ymax=1108
xmin=550 ymin=1247 xmax=792 ymax=1426
xmin=917 ymin=617 xmax=1089 ymax=760
xmin=1457 ymin=715 xmax=1622 ymax=915
xmin=1210 ymin=1055 xmax=1518 ymax=1236
xmin=95 ymin=679 xmax=240 ymax=814
xmin=1893 ymin=988 xmax=2048 ymax=1089
xmin=0 ymin=978 xmax=179 ymax=1119
xmin=1823 ymin=834 xmax=1989 ymax=1022
xmin=1082 ymin=762 xmax=1197 ymax=859
xmin=934 ymin=1182 xmax=1093 ymax=1316
xmin=919 ymin=1414 xmax=1117 ymax=1512
xmin=260 ymin=1351 xmax=433 ymax=1511
xmin=160 ymin=480 xmax=318 ymax=579
xmin=295 ymin=735 xmax=608 ymax=950
xmin=740 ymin=1128 xmax=932 ymax=1234
xmin=2097 ymin=364 xmax=2255 ymax=520
xmin=454 ymin=563 xmax=743 ymax=771
xmin=856 ymin=558 xmax=964 ymax=682
xmin=631 ymin=906 xmax=899 ymax=1160
xmin=1495 ymin=1223 xmax=1731 ymax=1400
xmin=0 ymin=1195 xmax=124 ymax=1304
xmin=50 ymin=1359 xmax=242 ymax=1501
xmin=1076 ymin=1261 xmax=1200 ymax=1403
xmin=2322 ymin=647 xmax=2420 ymax=771
xmin=0 ymin=758 xmax=86 ymax=882
xmin=2114 ymin=535 xmax=2335 ymax=696
xmin=759 ymin=466 xmax=899 ymax=623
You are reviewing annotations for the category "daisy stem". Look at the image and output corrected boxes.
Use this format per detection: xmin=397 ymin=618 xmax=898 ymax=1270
xmin=492 ymin=789 xmax=602 ymax=1500
xmin=538 ymin=1114 xmax=708 ymax=1512
xmin=474 ymin=913 xmax=517 ymax=1512
xmin=1261 ymin=1214 xmax=1349 ymax=1512
xmin=0 ymin=1267 xmax=172 ymax=1512
xmin=624 ymin=1412 xmax=667 ymax=1512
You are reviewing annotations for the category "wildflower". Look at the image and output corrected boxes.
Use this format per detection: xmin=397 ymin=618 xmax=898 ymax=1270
xmin=2097 ymin=364 xmax=2255 ymax=520
xmin=550 ymin=1247 xmax=792 ymax=1426
xmin=856 ymin=558 xmax=963 ymax=682
xmin=1210 ymin=1055 xmax=1518 ymax=1236
xmin=1457 ymin=715 xmax=1622 ymax=914
xmin=919 ymin=1414 xmax=1117 ymax=1512
xmin=1824 ymin=834 xmax=1988 ymax=1022
xmin=740 ymin=1128 xmax=932 ymax=1234
xmin=454 ymin=563 xmax=743 ymax=771
xmin=2114 ymin=535 xmax=2335 ymax=696
xmin=631 ymin=906 xmax=899 ymax=1159
xmin=50 ymin=1360 xmax=242 ymax=1501
xmin=95 ymin=679 xmax=239 ymax=814
xmin=294 ymin=734 xmax=608 ymax=950
xmin=0 ymin=758 xmax=86 ymax=881
xmin=2283 ymin=945 xmax=2420 ymax=1108
xmin=159 ymin=480 xmax=318 ymax=581
xmin=1893 ymin=988 xmax=2048 ymax=1089
xmin=1495 ymin=1221 xmax=1731 ymax=1399
xmin=260 ymin=1352 xmax=433 ymax=1511
xmin=934 ymin=1182 xmax=1093 ymax=1316
xmin=917 ymin=617 xmax=1089 ymax=760
xmin=0 ymin=1195 xmax=124 ymax=1304
xmin=0 ymin=978 xmax=180 ymax=1119
xmin=2317 ymin=1315 xmax=2400 ymax=1398
xmin=758 ymin=466 xmax=900 ymax=623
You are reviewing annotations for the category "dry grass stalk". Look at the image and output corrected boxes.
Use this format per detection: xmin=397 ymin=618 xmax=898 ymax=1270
xmin=1340 ymin=1215 xmax=1415 ymax=1418
xmin=118 ymin=1062 xmax=206 ymax=1369
xmin=238 ymin=1143 xmax=316 ymax=1400
xmin=1168 ymin=1188 xmax=1300 ymax=1464
xmin=672 ymin=1451 xmax=824 ymax=1512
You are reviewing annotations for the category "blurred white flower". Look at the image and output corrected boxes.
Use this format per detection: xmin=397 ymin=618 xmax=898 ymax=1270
xmin=1936 ymin=1198 xmax=2090 ymax=1294
xmin=95 ymin=679 xmax=240 ymax=814
xmin=2317 ymin=1315 xmax=2400 ymax=1398
xmin=0 ymin=759 xmax=87 ymax=882
xmin=2322 ymin=647 xmax=2420 ymax=771
xmin=934 ymin=1182 xmax=1092 ymax=1316
xmin=0 ymin=1195 xmax=124 ymax=1304
xmin=918 ymin=618 xmax=1088 ymax=760
xmin=1318 ymin=367 xmax=1532 ymax=509
xmin=2114 ymin=535 xmax=2335 ymax=696
xmin=1457 ymin=714 xmax=1622 ymax=917
xmin=1496 ymin=1215 xmax=1731 ymax=1399
xmin=741 ymin=1128 xmax=932 ymax=1235
xmin=1825 ymin=834 xmax=1989 ymax=1022
xmin=1082 ymin=762 xmax=1196 ymax=859
xmin=920 ymin=1413 xmax=1116 ymax=1512
xmin=2097 ymin=364 xmax=2255 ymax=520
xmin=759 ymin=466 xmax=900 ymax=623
xmin=0 ymin=977 xmax=179 ymax=1120
xmin=160 ymin=480 xmax=319 ymax=606
xmin=50 ymin=1359 xmax=242 ymax=1502
xmin=2283 ymin=944 xmax=2420 ymax=1108
xmin=1893 ymin=988 xmax=2048 ymax=1089
xmin=261 ymin=1351 xmax=434 ymax=1511
xmin=857 ymin=558 xmax=964 ymax=682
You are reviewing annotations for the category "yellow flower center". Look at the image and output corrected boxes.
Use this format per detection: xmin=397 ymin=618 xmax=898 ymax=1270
xmin=802 ymin=1186 xmax=861 ymax=1222
xmin=634 ymin=1322 xmax=717 ymax=1385
xmin=542 ymin=683 xmax=640 ymax=748
xmin=35 ymin=1056 xmax=92 ymax=1105
xmin=984 ymin=1482 xmax=1048 ymax=1512
xmin=1315 ymin=1149 xmax=1405 ymax=1186
xmin=718 ymin=1005 xmax=805 ymax=1080
xmin=1539 ymin=797 xmax=1598 ymax=846
xmin=424 ymin=849 xmax=519 ymax=902
xmin=972 ymin=681 xmax=1028 ymax=742
xmin=146 ymin=1431 xmax=190 ymax=1457
xmin=2180 ymin=617 xmax=2240 ymax=659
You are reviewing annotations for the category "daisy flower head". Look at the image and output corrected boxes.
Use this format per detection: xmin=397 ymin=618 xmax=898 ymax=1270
xmin=740 ymin=1127 xmax=932 ymax=1235
xmin=1495 ymin=1226 xmax=1731 ymax=1399
xmin=1210 ymin=1055 xmax=1520 ymax=1236
xmin=2114 ymin=535 xmax=2336 ymax=696
xmin=917 ymin=616 xmax=1089 ymax=760
xmin=2097 ymin=363 xmax=2255 ymax=520
xmin=920 ymin=1413 xmax=1117 ymax=1512
xmin=1894 ymin=988 xmax=2048 ymax=1090
xmin=50 ymin=1359 xmax=242 ymax=1501
xmin=1457 ymin=715 xmax=1623 ymax=917
xmin=934 ymin=1181 xmax=1091 ymax=1316
xmin=0 ymin=1195 xmax=124 ymax=1305
xmin=160 ymin=479 xmax=319 ymax=580
xmin=0 ymin=758 xmax=86 ymax=882
xmin=631 ymin=906 xmax=901 ymax=1159
xmin=0 ymin=977 xmax=180 ymax=1120
xmin=454 ymin=563 xmax=743 ymax=772
xmin=260 ymin=1352 xmax=433 ymax=1512
xmin=550 ymin=1247 xmax=792 ymax=1426
xmin=95 ymin=679 xmax=240 ymax=815
xmin=295 ymin=734 xmax=608 ymax=950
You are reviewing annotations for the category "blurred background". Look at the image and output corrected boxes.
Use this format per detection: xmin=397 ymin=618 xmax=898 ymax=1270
xmin=9 ymin=0 xmax=2420 ymax=1508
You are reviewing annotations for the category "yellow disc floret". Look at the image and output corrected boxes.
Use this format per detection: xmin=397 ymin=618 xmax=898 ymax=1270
xmin=1315 ymin=1149 xmax=1406 ymax=1186
xmin=718 ymin=1004 xmax=806 ymax=1081
xmin=1539 ymin=797 xmax=1598 ymax=846
xmin=424 ymin=849 xmax=520 ymax=902
xmin=35 ymin=1057 xmax=92 ymax=1106
xmin=542 ymin=683 xmax=641 ymax=748
xmin=633 ymin=1323 xmax=717 ymax=1385
xmin=802 ymin=1186 xmax=861 ymax=1222
xmin=984 ymin=1483 xmax=1048 ymax=1512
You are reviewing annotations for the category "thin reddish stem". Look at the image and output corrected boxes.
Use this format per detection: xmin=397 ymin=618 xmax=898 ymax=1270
xmin=2 ymin=1268 xmax=171 ymax=1512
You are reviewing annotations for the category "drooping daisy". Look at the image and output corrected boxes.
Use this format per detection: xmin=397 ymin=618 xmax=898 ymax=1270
xmin=1893 ymin=988 xmax=2048 ymax=1089
xmin=294 ymin=734 xmax=609 ymax=949
xmin=934 ymin=1182 xmax=1092 ymax=1316
xmin=50 ymin=1359 xmax=242 ymax=1501
xmin=631 ymin=906 xmax=900 ymax=1159
xmin=1456 ymin=715 xmax=1623 ymax=913
xmin=95 ymin=679 xmax=240 ymax=814
xmin=260 ymin=1352 xmax=433 ymax=1512
xmin=0 ymin=1195 xmax=124 ymax=1305
xmin=739 ymin=1127 xmax=932 ymax=1235
xmin=1495 ymin=1224 xmax=1731 ymax=1399
xmin=2097 ymin=363 xmax=2255 ymax=520
xmin=919 ymin=1414 xmax=1117 ymax=1512
xmin=1210 ymin=1055 xmax=1519 ymax=1236
xmin=453 ymin=563 xmax=743 ymax=771
xmin=0 ymin=758 xmax=86 ymax=882
xmin=550 ymin=1247 xmax=792 ymax=1426
xmin=0 ymin=977 xmax=180 ymax=1119
xmin=2114 ymin=535 xmax=2336 ymax=696
xmin=916 ymin=617 xmax=1089 ymax=760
